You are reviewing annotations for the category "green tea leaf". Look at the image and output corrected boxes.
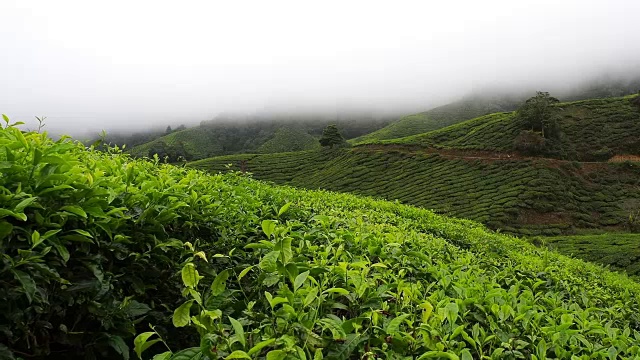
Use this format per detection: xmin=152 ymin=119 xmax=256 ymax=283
xmin=12 ymin=270 xmax=36 ymax=304
xmin=108 ymin=335 xmax=130 ymax=360
xmin=73 ymin=229 xmax=93 ymax=238
xmin=0 ymin=221 xmax=13 ymax=240
xmin=323 ymin=287 xmax=349 ymax=296
xmin=281 ymin=237 xmax=292 ymax=263
xmin=60 ymin=205 xmax=87 ymax=218
xmin=211 ymin=269 xmax=229 ymax=296
xmin=248 ymin=339 xmax=275 ymax=355
xmin=31 ymin=230 xmax=43 ymax=248
xmin=386 ymin=313 xmax=411 ymax=335
xmin=262 ymin=219 xmax=276 ymax=238
xmin=226 ymin=350 xmax=250 ymax=359
xmin=304 ymin=288 xmax=318 ymax=307
xmin=266 ymin=350 xmax=287 ymax=360
xmin=228 ymin=316 xmax=245 ymax=347
xmin=14 ymin=197 xmax=37 ymax=212
xmin=293 ymin=270 xmax=309 ymax=292
xmin=460 ymin=349 xmax=472 ymax=360
xmin=170 ymin=347 xmax=203 ymax=360
xmin=445 ymin=302 xmax=459 ymax=325
xmin=417 ymin=351 xmax=459 ymax=360
xmin=238 ymin=265 xmax=254 ymax=281
xmin=152 ymin=352 xmax=172 ymax=360
xmin=173 ymin=300 xmax=194 ymax=327
xmin=194 ymin=251 xmax=208 ymax=262
xmin=259 ymin=251 xmax=280 ymax=272
xmin=318 ymin=317 xmax=346 ymax=340
xmin=277 ymin=202 xmax=291 ymax=217
xmin=420 ymin=302 xmax=434 ymax=323
xmin=134 ymin=332 xmax=159 ymax=359
xmin=181 ymin=263 xmax=200 ymax=288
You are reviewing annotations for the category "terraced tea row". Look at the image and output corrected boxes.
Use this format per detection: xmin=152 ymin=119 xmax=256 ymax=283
xmin=189 ymin=148 xmax=640 ymax=236
xmin=538 ymin=233 xmax=640 ymax=277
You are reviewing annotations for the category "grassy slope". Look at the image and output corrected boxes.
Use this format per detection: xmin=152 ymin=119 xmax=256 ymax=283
xmin=130 ymin=116 xmax=394 ymax=160
xmin=129 ymin=124 xmax=318 ymax=160
xmin=189 ymin=148 xmax=640 ymax=236
xmin=352 ymin=95 xmax=522 ymax=143
xmin=131 ymin=127 xmax=223 ymax=159
xmin=257 ymin=126 xmax=320 ymax=153
xmin=391 ymin=95 xmax=640 ymax=160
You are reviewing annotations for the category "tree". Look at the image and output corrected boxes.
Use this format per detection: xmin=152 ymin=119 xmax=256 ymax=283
xmin=165 ymin=125 xmax=172 ymax=134
xmin=517 ymin=91 xmax=560 ymax=138
xmin=319 ymin=124 xmax=346 ymax=149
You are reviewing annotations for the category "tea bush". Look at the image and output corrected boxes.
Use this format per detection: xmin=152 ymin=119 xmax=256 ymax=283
xmin=2 ymin=118 xmax=640 ymax=359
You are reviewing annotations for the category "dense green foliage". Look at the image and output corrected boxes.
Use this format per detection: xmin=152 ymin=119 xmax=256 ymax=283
xmin=5 ymin=118 xmax=640 ymax=359
xmin=189 ymin=148 xmax=640 ymax=236
xmin=319 ymin=125 xmax=347 ymax=149
xmin=390 ymin=95 xmax=640 ymax=161
xmin=516 ymin=92 xmax=560 ymax=139
xmin=130 ymin=115 xmax=393 ymax=161
xmin=536 ymin=233 xmax=640 ymax=277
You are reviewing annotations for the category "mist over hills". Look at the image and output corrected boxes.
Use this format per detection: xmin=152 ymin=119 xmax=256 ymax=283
xmin=107 ymin=73 xmax=640 ymax=161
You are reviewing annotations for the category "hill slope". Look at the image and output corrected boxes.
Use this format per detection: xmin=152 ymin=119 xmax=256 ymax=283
xmin=389 ymin=95 xmax=640 ymax=161
xmin=189 ymin=147 xmax=640 ymax=236
xmin=129 ymin=114 xmax=394 ymax=161
xmin=539 ymin=233 xmax=640 ymax=276
xmin=352 ymin=94 xmax=523 ymax=143
xmin=355 ymin=80 xmax=640 ymax=144
xmin=3 ymin=121 xmax=640 ymax=358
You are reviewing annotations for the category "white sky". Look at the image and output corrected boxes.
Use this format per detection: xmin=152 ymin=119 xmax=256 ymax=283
xmin=1 ymin=0 xmax=639 ymax=134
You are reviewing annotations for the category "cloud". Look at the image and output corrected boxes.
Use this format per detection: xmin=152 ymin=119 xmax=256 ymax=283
xmin=1 ymin=0 xmax=639 ymax=135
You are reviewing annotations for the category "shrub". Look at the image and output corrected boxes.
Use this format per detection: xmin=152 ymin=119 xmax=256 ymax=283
xmin=513 ymin=130 xmax=545 ymax=155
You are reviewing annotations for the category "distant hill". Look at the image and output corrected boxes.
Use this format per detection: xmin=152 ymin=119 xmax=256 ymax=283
xmin=129 ymin=113 xmax=395 ymax=160
xmin=352 ymin=93 xmax=523 ymax=143
xmin=355 ymin=77 xmax=640 ymax=143
xmin=390 ymin=95 xmax=640 ymax=161
xmin=189 ymin=95 xmax=640 ymax=238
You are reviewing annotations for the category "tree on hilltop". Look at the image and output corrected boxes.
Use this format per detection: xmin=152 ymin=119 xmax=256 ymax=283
xmin=517 ymin=91 xmax=560 ymax=138
xmin=319 ymin=124 xmax=346 ymax=149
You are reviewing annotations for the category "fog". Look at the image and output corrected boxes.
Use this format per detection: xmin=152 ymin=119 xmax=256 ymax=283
xmin=1 ymin=0 xmax=639 ymax=136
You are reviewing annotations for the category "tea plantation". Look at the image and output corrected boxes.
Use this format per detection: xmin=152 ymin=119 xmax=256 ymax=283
xmin=389 ymin=95 xmax=640 ymax=161
xmin=189 ymin=148 xmax=640 ymax=237
xmin=539 ymin=233 xmax=640 ymax=277
xmin=352 ymin=94 xmax=522 ymax=144
xmin=3 ymin=118 xmax=640 ymax=359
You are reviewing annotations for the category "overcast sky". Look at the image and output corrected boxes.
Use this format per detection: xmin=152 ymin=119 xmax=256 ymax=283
xmin=1 ymin=0 xmax=639 ymax=135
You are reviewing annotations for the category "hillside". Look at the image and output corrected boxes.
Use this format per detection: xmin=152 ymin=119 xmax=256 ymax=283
xmin=189 ymin=147 xmax=640 ymax=237
xmin=355 ymin=80 xmax=640 ymax=144
xmin=352 ymin=94 xmax=523 ymax=143
xmin=3 ymin=120 xmax=640 ymax=359
xmin=538 ymin=233 xmax=640 ymax=277
xmin=129 ymin=113 xmax=394 ymax=161
xmin=388 ymin=95 xmax=640 ymax=161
